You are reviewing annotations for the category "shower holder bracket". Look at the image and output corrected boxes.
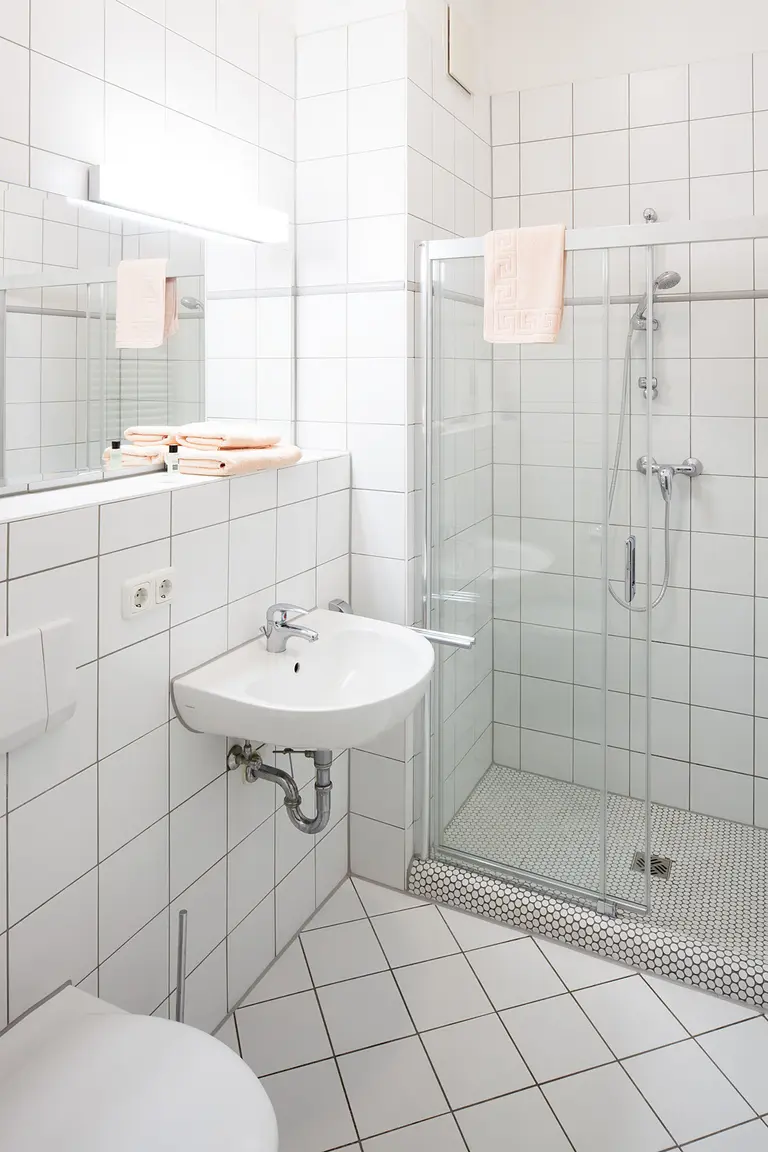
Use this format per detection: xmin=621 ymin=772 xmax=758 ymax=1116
xmin=638 ymin=376 xmax=658 ymax=398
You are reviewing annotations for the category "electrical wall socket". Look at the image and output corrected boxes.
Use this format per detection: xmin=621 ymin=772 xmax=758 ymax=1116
xmin=154 ymin=568 xmax=174 ymax=604
xmin=121 ymin=567 xmax=176 ymax=619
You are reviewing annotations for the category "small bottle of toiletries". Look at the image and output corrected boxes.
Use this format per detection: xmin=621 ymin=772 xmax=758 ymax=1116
xmin=109 ymin=440 xmax=122 ymax=470
xmin=166 ymin=444 xmax=180 ymax=475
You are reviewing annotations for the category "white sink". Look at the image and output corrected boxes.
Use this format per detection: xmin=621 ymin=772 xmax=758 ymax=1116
xmin=172 ymin=608 xmax=435 ymax=750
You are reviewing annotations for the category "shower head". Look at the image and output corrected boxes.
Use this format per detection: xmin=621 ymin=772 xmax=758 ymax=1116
xmin=655 ymin=270 xmax=681 ymax=291
xmin=180 ymin=296 xmax=204 ymax=312
xmin=631 ymin=270 xmax=681 ymax=329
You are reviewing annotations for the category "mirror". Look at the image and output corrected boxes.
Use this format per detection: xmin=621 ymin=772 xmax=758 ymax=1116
xmin=0 ymin=180 xmax=207 ymax=492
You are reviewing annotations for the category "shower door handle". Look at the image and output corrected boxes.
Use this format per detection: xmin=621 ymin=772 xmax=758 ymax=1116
xmin=411 ymin=627 xmax=476 ymax=650
xmin=624 ymin=535 xmax=637 ymax=603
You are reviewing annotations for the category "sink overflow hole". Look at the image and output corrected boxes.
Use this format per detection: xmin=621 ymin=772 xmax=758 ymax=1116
xmin=293 ymin=662 xmax=300 ymax=673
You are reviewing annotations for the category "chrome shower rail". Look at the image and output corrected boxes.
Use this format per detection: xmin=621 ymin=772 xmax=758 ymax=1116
xmin=433 ymin=287 xmax=768 ymax=309
xmin=426 ymin=213 xmax=768 ymax=259
xmin=5 ymin=305 xmax=202 ymax=318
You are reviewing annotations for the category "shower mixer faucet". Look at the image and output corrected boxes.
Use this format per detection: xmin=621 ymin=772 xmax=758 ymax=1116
xmin=636 ymin=456 xmax=703 ymax=503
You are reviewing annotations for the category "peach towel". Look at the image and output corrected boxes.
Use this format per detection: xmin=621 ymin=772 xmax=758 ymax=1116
xmin=124 ymin=426 xmax=180 ymax=446
xmin=483 ymin=225 xmax=566 ymax=344
xmin=176 ymin=422 xmax=282 ymax=451
xmin=115 ymin=259 xmax=179 ymax=349
xmin=179 ymin=445 xmax=302 ymax=476
xmin=103 ymin=444 xmax=168 ymax=467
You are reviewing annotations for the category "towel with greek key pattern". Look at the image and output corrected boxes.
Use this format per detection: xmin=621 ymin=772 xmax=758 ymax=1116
xmin=483 ymin=225 xmax=565 ymax=344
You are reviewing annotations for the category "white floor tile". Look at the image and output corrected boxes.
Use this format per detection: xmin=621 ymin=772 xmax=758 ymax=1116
xmin=242 ymin=940 xmax=312 ymax=1005
xmin=699 ymin=1019 xmax=768 ymax=1115
xmin=543 ymin=1063 xmax=673 ymax=1152
xmin=362 ymin=1115 xmax=466 ymax=1151
xmin=338 ymin=1036 xmax=449 ymax=1139
xmin=262 ymin=1059 xmax=357 ymax=1152
xmin=467 ymin=938 xmax=566 ymax=1010
xmin=305 ymin=879 xmax=365 ymax=931
xmin=501 ymin=993 xmax=614 ymax=1082
xmin=317 ymin=971 xmax=415 ymax=1054
xmin=438 ymin=905 xmax=527 ymax=950
xmin=644 ymin=975 xmax=761 ymax=1035
xmin=236 ymin=990 xmax=332 ymax=1076
xmin=352 ymin=876 xmax=427 ymax=916
xmin=372 ymin=906 xmax=460 ymax=967
xmin=681 ymin=1121 xmax=768 ymax=1151
xmin=301 ymin=919 xmax=388 ymax=986
xmin=421 ymin=1014 xmax=533 ymax=1109
xmin=457 ymin=1087 xmax=574 ymax=1152
xmin=213 ymin=1014 xmax=240 ymax=1055
xmin=535 ymin=936 xmax=631 ymax=989
xmin=576 ymin=975 xmax=688 ymax=1057
xmin=624 ymin=1039 xmax=755 ymax=1145
xmin=394 ymin=954 xmax=493 ymax=1031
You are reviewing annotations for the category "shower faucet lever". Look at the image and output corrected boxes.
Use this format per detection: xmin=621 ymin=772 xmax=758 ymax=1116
xmin=636 ymin=456 xmax=703 ymax=505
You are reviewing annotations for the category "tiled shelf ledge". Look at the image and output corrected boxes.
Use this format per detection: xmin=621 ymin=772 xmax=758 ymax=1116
xmin=0 ymin=451 xmax=348 ymax=525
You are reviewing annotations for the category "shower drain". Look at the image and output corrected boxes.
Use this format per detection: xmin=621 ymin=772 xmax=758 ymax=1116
xmin=631 ymin=851 xmax=673 ymax=879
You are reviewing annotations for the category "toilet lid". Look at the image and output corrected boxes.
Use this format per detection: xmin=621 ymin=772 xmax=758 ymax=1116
xmin=0 ymin=1013 xmax=278 ymax=1152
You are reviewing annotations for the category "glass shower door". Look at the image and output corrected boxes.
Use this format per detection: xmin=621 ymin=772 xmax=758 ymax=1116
xmin=429 ymin=241 xmax=653 ymax=915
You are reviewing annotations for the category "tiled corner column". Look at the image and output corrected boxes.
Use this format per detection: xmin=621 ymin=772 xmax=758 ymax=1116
xmin=0 ymin=454 xmax=351 ymax=1032
xmin=294 ymin=3 xmax=413 ymax=888
xmin=293 ymin=0 xmax=493 ymax=889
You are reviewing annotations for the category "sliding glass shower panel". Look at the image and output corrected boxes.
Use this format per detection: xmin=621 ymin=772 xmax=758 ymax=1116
xmin=429 ymin=255 xmax=494 ymax=839
xmin=430 ymin=242 xmax=653 ymax=912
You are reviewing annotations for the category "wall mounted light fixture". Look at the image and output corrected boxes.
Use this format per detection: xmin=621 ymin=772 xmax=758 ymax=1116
xmin=83 ymin=164 xmax=289 ymax=246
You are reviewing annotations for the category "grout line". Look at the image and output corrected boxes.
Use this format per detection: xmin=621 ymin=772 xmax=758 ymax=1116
xmin=297 ymin=931 xmax=364 ymax=1148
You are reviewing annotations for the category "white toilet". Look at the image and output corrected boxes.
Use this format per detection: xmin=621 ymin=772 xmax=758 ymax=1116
xmin=0 ymin=986 xmax=278 ymax=1151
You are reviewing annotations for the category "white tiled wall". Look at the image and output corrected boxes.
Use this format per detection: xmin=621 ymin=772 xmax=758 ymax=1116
xmin=490 ymin=52 xmax=768 ymax=828
xmin=0 ymin=456 xmax=351 ymax=1031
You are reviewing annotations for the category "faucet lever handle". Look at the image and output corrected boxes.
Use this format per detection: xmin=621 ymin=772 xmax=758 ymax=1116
xmin=266 ymin=602 xmax=307 ymax=629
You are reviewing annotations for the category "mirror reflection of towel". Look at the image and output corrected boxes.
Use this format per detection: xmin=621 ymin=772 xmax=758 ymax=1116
xmin=116 ymin=258 xmax=179 ymax=349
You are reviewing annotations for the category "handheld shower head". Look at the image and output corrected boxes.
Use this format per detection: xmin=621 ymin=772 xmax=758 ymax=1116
xmin=655 ymin=270 xmax=681 ymax=291
xmin=631 ymin=270 xmax=681 ymax=329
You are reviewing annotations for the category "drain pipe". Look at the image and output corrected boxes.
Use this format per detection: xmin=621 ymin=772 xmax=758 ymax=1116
xmin=227 ymin=742 xmax=333 ymax=835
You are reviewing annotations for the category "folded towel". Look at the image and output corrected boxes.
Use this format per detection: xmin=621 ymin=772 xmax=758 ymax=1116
xmin=103 ymin=443 xmax=169 ymax=467
xmin=179 ymin=445 xmax=302 ymax=476
xmin=176 ymin=422 xmax=282 ymax=451
xmin=115 ymin=259 xmax=179 ymax=349
xmin=483 ymin=225 xmax=566 ymax=344
xmin=124 ymin=426 xmax=180 ymax=446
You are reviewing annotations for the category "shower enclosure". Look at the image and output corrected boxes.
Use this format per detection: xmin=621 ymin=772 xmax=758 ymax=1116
xmin=415 ymin=214 xmax=768 ymax=1002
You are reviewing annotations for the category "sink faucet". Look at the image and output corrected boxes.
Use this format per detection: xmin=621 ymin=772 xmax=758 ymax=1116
xmin=264 ymin=603 xmax=319 ymax=654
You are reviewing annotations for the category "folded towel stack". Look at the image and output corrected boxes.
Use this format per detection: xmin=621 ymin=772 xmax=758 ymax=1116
xmin=117 ymin=422 xmax=302 ymax=476
xmin=178 ymin=444 xmax=302 ymax=475
xmin=123 ymin=426 xmax=180 ymax=446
